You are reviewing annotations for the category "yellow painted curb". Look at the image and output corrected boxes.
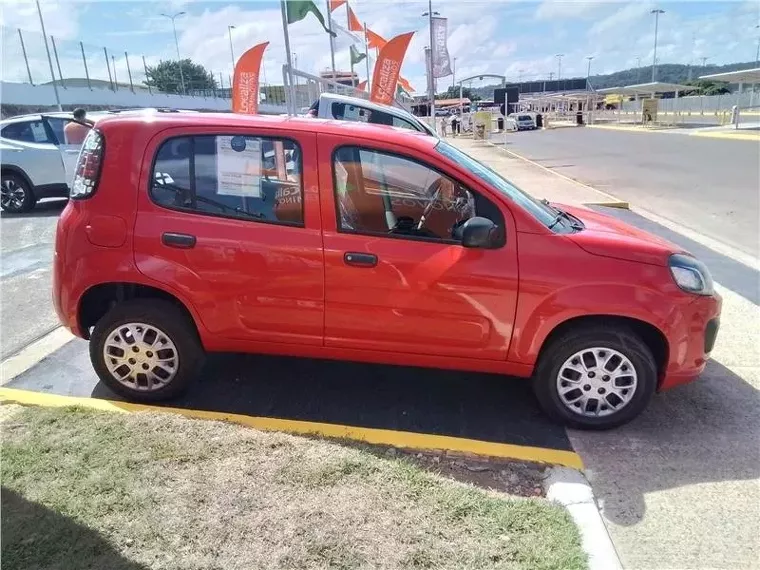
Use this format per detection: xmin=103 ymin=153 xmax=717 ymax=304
xmin=489 ymin=142 xmax=630 ymax=210
xmin=0 ymin=387 xmax=584 ymax=470
xmin=690 ymin=131 xmax=760 ymax=142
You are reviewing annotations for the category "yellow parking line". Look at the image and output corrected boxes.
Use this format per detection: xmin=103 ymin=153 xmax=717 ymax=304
xmin=0 ymin=387 xmax=584 ymax=469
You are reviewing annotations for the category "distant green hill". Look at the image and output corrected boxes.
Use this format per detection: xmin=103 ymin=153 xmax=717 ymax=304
xmin=467 ymin=60 xmax=758 ymax=98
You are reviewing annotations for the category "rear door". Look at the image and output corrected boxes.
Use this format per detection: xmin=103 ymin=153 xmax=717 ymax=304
xmin=0 ymin=119 xmax=66 ymax=186
xmin=317 ymin=133 xmax=519 ymax=360
xmin=134 ymin=127 xmax=324 ymax=346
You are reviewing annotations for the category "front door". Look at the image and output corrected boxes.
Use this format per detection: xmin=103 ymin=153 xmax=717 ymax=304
xmin=317 ymin=134 xmax=519 ymax=360
xmin=134 ymin=128 xmax=324 ymax=346
xmin=43 ymin=117 xmax=89 ymax=186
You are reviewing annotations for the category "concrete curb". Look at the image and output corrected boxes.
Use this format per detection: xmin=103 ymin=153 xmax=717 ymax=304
xmin=544 ymin=467 xmax=623 ymax=570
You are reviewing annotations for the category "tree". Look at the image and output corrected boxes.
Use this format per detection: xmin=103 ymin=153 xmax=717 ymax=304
xmin=437 ymin=85 xmax=481 ymax=101
xmin=145 ymin=59 xmax=217 ymax=94
xmin=682 ymin=80 xmax=730 ymax=96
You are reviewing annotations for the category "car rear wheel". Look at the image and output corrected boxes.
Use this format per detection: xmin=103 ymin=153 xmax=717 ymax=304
xmin=533 ymin=325 xmax=657 ymax=429
xmin=1 ymin=172 xmax=34 ymax=213
xmin=90 ymin=299 xmax=204 ymax=402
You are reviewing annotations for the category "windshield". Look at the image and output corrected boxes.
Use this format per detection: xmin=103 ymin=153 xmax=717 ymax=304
xmin=436 ymin=140 xmax=558 ymax=227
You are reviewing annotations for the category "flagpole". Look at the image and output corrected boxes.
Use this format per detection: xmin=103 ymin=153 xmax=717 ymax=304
xmin=427 ymin=0 xmax=436 ymax=122
xmin=363 ymin=22 xmax=371 ymax=92
xmin=280 ymin=0 xmax=296 ymax=115
xmin=325 ymin=0 xmax=336 ymax=83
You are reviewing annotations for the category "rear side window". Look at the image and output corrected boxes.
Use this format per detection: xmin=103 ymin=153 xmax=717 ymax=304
xmin=1 ymin=120 xmax=51 ymax=143
xmin=151 ymin=135 xmax=303 ymax=226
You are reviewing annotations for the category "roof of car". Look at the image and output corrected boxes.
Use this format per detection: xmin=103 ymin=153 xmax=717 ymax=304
xmin=95 ymin=112 xmax=438 ymax=150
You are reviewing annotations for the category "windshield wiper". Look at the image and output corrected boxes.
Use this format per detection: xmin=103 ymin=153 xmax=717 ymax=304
xmin=548 ymin=208 xmax=583 ymax=231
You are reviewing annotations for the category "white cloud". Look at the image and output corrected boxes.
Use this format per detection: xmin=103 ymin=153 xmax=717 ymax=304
xmin=535 ymin=1 xmax=606 ymax=21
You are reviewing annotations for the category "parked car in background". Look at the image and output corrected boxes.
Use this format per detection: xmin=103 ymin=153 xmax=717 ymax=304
xmin=510 ymin=113 xmax=537 ymax=131
xmin=54 ymin=112 xmax=720 ymax=430
xmin=1 ymin=112 xmax=86 ymax=212
xmin=314 ymin=93 xmax=437 ymax=137
xmin=1 ymin=108 xmax=199 ymax=213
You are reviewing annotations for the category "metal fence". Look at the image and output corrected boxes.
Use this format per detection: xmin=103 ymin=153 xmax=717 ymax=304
xmin=2 ymin=25 xmax=231 ymax=99
xmin=620 ymin=91 xmax=757 ymax=114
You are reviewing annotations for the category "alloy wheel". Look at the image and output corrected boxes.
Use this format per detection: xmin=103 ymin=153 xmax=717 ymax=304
xmin=1 ymin=178 xmax=26 ymax=211
xmin=556 ymin=347 xmax=638 ymax=417
xmin=102 ymin=322 xmax=179 ymax=392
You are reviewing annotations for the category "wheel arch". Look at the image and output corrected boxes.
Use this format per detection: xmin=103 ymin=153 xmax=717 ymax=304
xmin=1 ymin=165 xmax=36 ymax=195
xmin=78 ymin=282 xmax=201 ymax=342
xmin=537 ymin=314 xmax=669 ymax=385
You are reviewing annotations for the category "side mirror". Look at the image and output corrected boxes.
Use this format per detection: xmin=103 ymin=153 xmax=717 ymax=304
xmin=459 ymin=216 xmax=503 ymax=249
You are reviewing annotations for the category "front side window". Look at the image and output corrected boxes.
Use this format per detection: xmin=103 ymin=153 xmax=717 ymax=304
xmin=436 ymin=140 xmax=559 ymax=228
xmin=1 ymin=120 xmax=50 ymax=144
xmin=151 ymin=135 xmax=303 ymax=225
xmin=333 ymin=146 xmax=503 ymax=243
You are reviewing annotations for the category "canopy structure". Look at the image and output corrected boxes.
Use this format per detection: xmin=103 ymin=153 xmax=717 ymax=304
xmin=597 ymin=82 xmax=692 ymax=96
xmin=699 ymin=68 xmax=760 ymax=84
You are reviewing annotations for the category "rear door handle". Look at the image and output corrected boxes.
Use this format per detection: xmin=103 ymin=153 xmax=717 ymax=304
xmin=162 ymin=232 xmax=196 ymax=249
xmin=344 ymin=252 xmax=377 ymax=268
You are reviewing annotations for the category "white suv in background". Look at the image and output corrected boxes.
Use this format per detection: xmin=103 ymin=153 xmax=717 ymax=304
xmin=0 ymin=112 xmax=87 ymax=213
xmin=1 ymin=108 xmax=198 ymax=213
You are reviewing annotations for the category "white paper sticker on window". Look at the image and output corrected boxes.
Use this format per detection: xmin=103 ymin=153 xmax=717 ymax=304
xmin=216 ymin=136 xmax=261 ymax=197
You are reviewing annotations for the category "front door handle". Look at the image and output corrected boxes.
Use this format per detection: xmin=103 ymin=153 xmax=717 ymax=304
xmin=162 ymin=232 xmax=196 ymax=249
xmin=344 ymin=252 xmax=377 ymax=268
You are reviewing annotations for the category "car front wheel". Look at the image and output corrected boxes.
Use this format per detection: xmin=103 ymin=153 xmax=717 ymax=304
xmin=1 ymin=172 xmax=34 ymax=213
xmin=90 ymin=299 xmax=204 ymax=402
xmin=533 ymin=325 xmax=657 ymax=429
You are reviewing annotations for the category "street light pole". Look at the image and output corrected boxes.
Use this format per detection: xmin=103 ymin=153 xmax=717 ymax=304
xmin=228 ymin=25 xmax=236 ymax=70
xmin=555 ymin=53 xmax=564 ymax=81
xmin=161 ymin=11 xmax=186 ymax=94
xmin=452 ymin=57 xmax=457 ymax=90
xmin=651 ymin=8 xmax=665 ymax=82
xmin=35 ymin=0 xmax=61 ymax=110
xmin=585 ymin=56 xmax=594 ymax=118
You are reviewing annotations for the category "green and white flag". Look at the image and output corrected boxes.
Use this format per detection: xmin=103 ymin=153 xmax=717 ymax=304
xmin=350 ymin=45 xmax=366 ymax=65
xmin=285 ymin=0 xmax=336 ymax=37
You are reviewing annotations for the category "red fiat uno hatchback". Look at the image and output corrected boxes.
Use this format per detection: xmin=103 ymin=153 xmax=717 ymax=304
xmin=53 ymin=112 xmax=721 ymax=429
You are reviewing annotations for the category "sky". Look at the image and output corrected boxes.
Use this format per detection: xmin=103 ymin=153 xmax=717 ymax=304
xmin=1 ymin=0 xmax=759 ymax=92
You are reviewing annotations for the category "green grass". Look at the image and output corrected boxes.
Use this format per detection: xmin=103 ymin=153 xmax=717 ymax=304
xmin=2 ymin=405 xmax=587 ymax=570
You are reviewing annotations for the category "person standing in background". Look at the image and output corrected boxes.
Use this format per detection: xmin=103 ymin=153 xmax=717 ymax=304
xmin=64 ymin=108 xmax=93 ymax=145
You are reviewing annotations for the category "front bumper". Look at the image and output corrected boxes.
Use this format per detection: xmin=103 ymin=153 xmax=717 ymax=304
xmin=659 ymin=292 xmax=722 ymax=391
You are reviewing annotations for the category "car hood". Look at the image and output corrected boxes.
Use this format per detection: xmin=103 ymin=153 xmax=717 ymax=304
xmin=558 ymin=204 xmax=684 ymax=266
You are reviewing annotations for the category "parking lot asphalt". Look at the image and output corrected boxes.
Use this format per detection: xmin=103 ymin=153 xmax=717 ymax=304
xmin=0 ymin=199 xmax=66 ymax=359
xmin=503 ymin=127 xmax=760 ymax=256
xmin=6 ymin=337 xmax=577 ymax=460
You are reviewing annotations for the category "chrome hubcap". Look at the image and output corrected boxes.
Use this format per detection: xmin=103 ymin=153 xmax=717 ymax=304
xmin=1 ymin=179 xmax=25 ymax=210
xmin=556 ymin=347 xmax=638 ymax=417
xmin=103 ymin=322 xmax=178 ymax=391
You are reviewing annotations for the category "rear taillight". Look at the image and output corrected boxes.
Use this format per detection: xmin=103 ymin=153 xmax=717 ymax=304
xmin=70 ymin=129 xmax=104 ymax=199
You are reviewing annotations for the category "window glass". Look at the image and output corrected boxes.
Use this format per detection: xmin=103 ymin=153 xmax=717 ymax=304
xmin=435 ymin=140 xmax=557 ymax=228
xmin=151 ymin=135 xmax=303 ymax=225
xmin=1 ymin=121 xmax=50 ymax=144
xmin=333 ymin=146 xmax=502 ymax=242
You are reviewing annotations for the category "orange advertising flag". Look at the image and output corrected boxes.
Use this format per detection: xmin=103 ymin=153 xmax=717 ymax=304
xmin=357 ymin=80 xmax=367 ymax=91
xmin=398 ymin=76 xmax=414 ymax=93
xmin=232 ymin=41 xmax=268 ymax=114
xmin=370 ymin=31 xmax=414 ymax=105
xmin=365 ymin=27 xmax=387 ymax=50
xmin=329 ymin=0 xmax=346 ymax=11
xmin=347 ymin=5 xmax=363 ymax=32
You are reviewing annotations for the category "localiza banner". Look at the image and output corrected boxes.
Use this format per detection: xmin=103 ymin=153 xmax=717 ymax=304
xmin=431 ymin=16 xmax=452 ymax=78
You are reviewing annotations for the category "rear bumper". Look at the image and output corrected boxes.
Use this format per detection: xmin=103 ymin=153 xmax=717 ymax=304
xmin=659 ymin=292 xmax=722 ymax=391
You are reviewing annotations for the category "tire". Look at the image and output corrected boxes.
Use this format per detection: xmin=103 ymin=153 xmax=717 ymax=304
xmin=89 ymin=299 xmax=205 ymax=402
xmin=1 ymin=172 xmax=35 ymax=213
xmin=533 ymin=325 xmax=657 ymax=430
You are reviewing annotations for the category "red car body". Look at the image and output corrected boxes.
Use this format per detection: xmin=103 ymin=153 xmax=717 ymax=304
xmin=53 ymin=113 xmax=720 ymax=427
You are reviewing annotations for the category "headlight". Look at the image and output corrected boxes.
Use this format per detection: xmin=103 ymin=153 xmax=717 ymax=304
xmin=669 ymin=253 xmax=714 ymax=295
